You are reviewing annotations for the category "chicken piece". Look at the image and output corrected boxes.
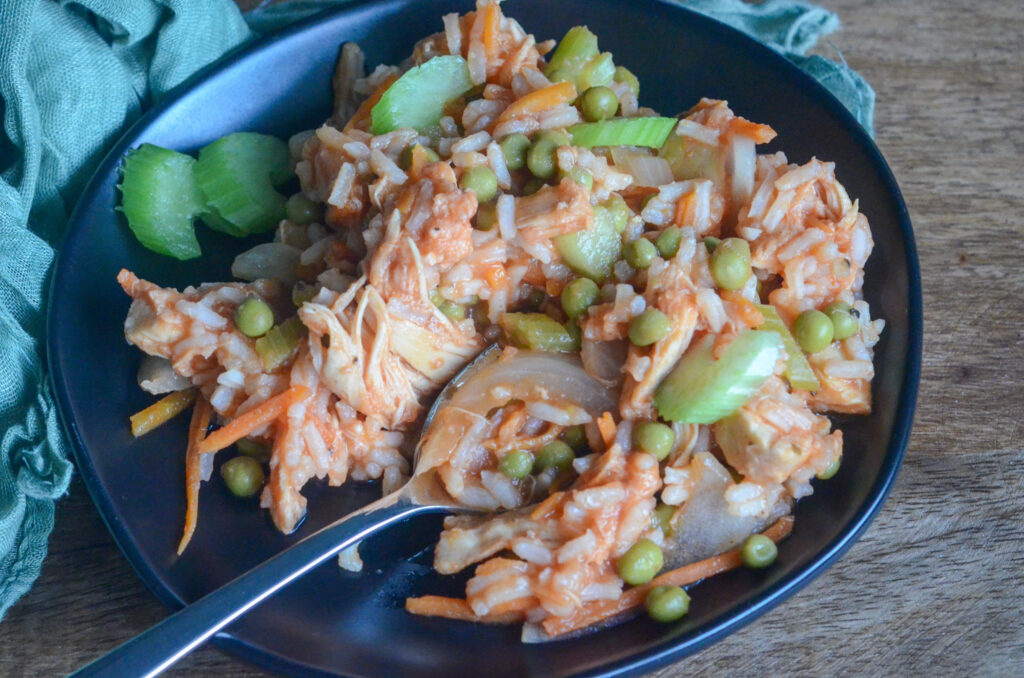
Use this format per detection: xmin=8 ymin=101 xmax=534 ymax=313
xmin=514 ymin=178 xmax=593 ymax=247
xmin=118 ymin=269 xmax=290 ymax=418
xmin=713 ymin=376 xmax=841 ymax=485
xmin=620 ymin=287 xmax=698 ymax=420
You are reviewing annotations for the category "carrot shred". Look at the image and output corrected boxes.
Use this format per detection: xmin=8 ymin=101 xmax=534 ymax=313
xmin=177 ymin=396 xmax=213 ymax=555
xmin=673 ymin=192 xmax=694 ymax=227
xmin=484 ymin=262 xmax=507 ymax=290
xmin=727 ymin=117 xmax=777 ymax=144
xmin=596 ymin=411 xmax=616 ymax=447
xmin=130 ymin=388 xmax=196 ymax=437
xmin=482 ymin=1 xmax=500 ymax=63
xmin=405 ymin=596 xmax=525 ymax=624
xmin=343 ymin=73 xmax=398 ymax=133
xmin=542 ymin=515 xmax=795 ymax=637
xmin=197 ymin=385 xmax=310 ymax=455
xmin=530 ymin=491 xmax=564 ymax=520
xmin=493 ymin=80 xmax=577 ymax=127
xmin=720 ymin=290 xmax=765 ymax=328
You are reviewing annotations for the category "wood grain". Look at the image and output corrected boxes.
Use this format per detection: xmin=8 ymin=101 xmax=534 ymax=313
xmin=3 ymin=1 xmax=1023 ymax=675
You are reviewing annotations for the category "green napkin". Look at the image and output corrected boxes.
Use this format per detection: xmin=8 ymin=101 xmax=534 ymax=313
xmin=0 ymin=0 xmax=874 ymax=620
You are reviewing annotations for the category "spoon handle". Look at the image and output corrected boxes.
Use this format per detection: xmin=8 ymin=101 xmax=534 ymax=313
xmin=70 ymin=497 xmax=443 ymax=678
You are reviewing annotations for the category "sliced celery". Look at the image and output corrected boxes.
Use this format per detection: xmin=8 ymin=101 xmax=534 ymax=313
xmin=370 ymin=55 xmax=473 ymax=136
xmin=659 ymin=131 xmax=725 ymax=183
xmin=654 ymin=330 xmax=783 ymax=424
xmin=545 ymin=26 xmax=615 ymax=92
xmin=755 ymin=304 xmax=821 ymax=391
xmin=499 ymin=313 xmax=578 ymax=353
xmin=553 ymin=204 xmax=621 ymax=282
xmin=119 ymin=144 xmax=204 ymax=260
xmin=194 ymin=132 xmax=293 ymax=237
xmin=570 ymin=117 xmax=677 ymax=149
xmin=255 ymin=316 xmax=307 ymax=371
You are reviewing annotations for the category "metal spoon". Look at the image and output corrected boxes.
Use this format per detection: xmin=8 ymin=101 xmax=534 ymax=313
xmin=71 ymin=345 xmax=501 ymax=678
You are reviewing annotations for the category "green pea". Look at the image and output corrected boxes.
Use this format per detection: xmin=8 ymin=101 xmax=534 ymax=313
xmin=535 ymin=440 xmax=574 ymax=472
xmin=645 ymin=585 xmax=690 ymax=623
xmin=656 ymin=227 xmax=682 ymax=258
xmin=824 ymin=301 xmax=859 ymax=341
xmin=439 ymin=300 xmax=466 ymax=321
xmin=459 ymin=166 xmax=498 ymax=202
xmin=525 ymin=288 xmax=547 ymax=311
xmin=220 ymin=456 xmax=265 ymax=498
xmin=523 ymin=177 xmax=546 ymax=195
xmin=475 ymin=201 xmax=497 ymax=231
xmin=562 ymin=424 xmax=588 ymax=451
xmin=285 ymin=193 xmax=323 ymax=225
xmin=580 ymin=85 xmax=619 ymax=122
xmin=703 ymin=236 xmax=721 ymax=253
xmin=603 ymin=194 xmax=631 ymax=233
xmin=235 ymin=298 xmax=274 ymax=338
xmin=563 ymin=166 xmax=594 ymax=191
xmin=709 ymin=237 xmax=751 ymax=290
xmin=817 ymin=455 xmax=841 ymax=480
xmin=613 ymin=66 xmax=640 ymax=98
xmin=616 ymin=538 xmax=664 ymax=585
xmin=429 ymin=288 xmax=445 ymax=308
xmin=653 ymin=503 xmax=676 ymax=536
xmin=236 ymin=438 xmax=271 ymax=464
xmin=399 ymin=143 xmax=440 ymax=170
xmin=527 ymin=140 xmax=558 ymax=179
xmin=561 ymin=277 xmax=600 ymax=319
xmin=498 ymin=449 xmax=534 ymax=479
xmin=628 ymin=308 xmax=671 ymax=347
xmin=793 ymin=309 xmax=834 ymax=353
xmin=633 ymin=421 xmax=675 ymax=460
xmin=740 ymin=534 xmax=778 ymax=569
xmin=499 ymin=133 xmax=531 ymax=171
xmin=624 ymin=237 xmax=658 ymax=269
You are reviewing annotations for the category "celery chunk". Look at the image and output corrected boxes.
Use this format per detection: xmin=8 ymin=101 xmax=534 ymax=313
xmin=554 ymin=205 xmax=622 ymax=282
xmin=194 ymin=132 xmax=293 ymax=237
xmin=499 ymin=313 xmax=578 ymax=353
xmin=654 ymin=330 xmax=783 ymax=424
xmin=119 ymin=144 xmax=204 ymax=260
xmin=255 ymin=316 xmax=307 ymax=371
xmin=545 ymin=26 xmax=615 ymax=92
xmin=370 ymin=55 xmax=473 ymax=136
xmin=570 ymin=117 xmax=677 ymax=149
xmin=755 ymin=304 xmax=821 ymax=391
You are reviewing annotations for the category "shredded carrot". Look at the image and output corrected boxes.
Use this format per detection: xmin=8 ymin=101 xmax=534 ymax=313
xmin=484 ymin=262 xmax=507 ymax=290
xmin=481 ymin=1 xmax=500 ymax=62
xmin=490 ymin=596 xmax=537 ymax=616
xmin=408 ymin=144 xmax=434 ymax=182
xmin=542 ymin=515 xmax=795 ymax=637
xmin=130 ymin=388 xmax=196 ymax=438
xmin=177 ymin=396 xmax=213 ymax=555
xmin=727 ymin=117 xmax=777 ymax=144
xmin=493 ymin=80 xmax=576 ymax=127
xmin=530 ymin=491 xmax=564 ymax=520
xmin=619 ymin=185 xmax=659 ymax=211
xmin=197 ymin=385 xmax=310 ymax=455
xmin=596 ymin=412 xmax=616 ymax=447
xmin=671 ymin=193 xmax=696 ymax=228
xmin=720 ymin=290 xmax=765 ymax=328
xmin=343 ymin=73 xmax=398 ymax=133
xmin=405 ymin=596 xmax=525 ymax=624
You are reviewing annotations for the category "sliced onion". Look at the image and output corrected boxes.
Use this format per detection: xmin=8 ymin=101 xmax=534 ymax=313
xmin=417 ymin=350 xmax=617 ymax=473
xmin=727 ymin=134 xmax=756 ymax=207
xmin=231 ymin=242 xmax=302 ymax=286
xmin=580 ymin=338 xmax=626 ymax=389
xmin=610 ymin=147 xmax=673 ymax=187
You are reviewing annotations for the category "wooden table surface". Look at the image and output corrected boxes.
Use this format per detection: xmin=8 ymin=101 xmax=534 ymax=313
xmin=4 ymin=1 xmax=1022 ymax=676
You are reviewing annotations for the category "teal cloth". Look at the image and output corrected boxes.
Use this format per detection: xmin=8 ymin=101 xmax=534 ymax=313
xmin=0 ymin=0 xmax=874 ymax=620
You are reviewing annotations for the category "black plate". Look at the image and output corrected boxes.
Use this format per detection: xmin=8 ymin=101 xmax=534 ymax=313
xmin=47 ymin=0 xmax=921 ymax=676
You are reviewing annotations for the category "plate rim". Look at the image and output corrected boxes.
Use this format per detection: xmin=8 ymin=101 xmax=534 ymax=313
xmin=46 ymin=0 xmax=922 ymax=676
